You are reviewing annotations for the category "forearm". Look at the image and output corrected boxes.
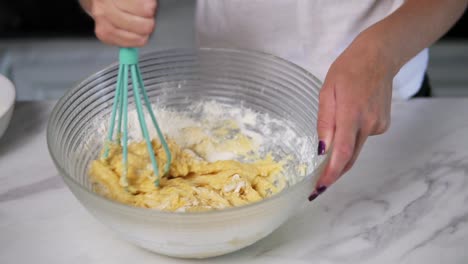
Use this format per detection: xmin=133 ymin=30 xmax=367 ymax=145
xmin=357 ymin=0 xmax=468 ymax=75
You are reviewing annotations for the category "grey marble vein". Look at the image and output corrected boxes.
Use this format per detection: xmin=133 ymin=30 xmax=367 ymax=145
xmin=0 ymin=175 xmax=64 ymax=203
xmin=402 ymin=212 xmax=468 ymax=260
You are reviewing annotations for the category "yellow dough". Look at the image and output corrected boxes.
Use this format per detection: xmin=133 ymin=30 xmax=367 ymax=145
xmin=88 ymin=125 xmax=287 ymax=212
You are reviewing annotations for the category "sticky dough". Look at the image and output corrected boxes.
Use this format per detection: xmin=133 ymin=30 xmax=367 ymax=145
xmin=88 ymin=124 xmax=286 ymax=212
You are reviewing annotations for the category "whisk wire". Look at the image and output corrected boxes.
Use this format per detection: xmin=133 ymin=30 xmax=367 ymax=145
xmin=102 ymin=64 xmax=124 ymax=159
xmin=117 ymin=66 xmax=125 ymax=143
xmin=136 ymin=73 xmax=172 ymax=173
xmin=102 ymin=48 xmax=170 ymax=188
xmin=131 ymin=65 xmax=161 ymax=186
xmin=121 ymin=65 xmax=129 ymax=187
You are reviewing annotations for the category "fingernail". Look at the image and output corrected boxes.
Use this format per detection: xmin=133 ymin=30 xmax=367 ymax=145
xmin=308 ymin=192 xmax=319 ymax=201
xmin=317 ymin=185 xmax=327 ymax=194
xmin=308 ymin=185 xmax=327 ymax=202
xmin=318 ymin=140 xmax=326 ymax=155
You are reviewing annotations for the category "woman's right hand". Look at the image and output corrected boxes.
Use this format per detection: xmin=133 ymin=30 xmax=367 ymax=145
xmin=79 ymin=0 xmax=157 ymax=47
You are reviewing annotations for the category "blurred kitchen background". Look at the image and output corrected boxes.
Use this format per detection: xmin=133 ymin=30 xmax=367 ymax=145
xmin=0 ymin=0 xmax=467 ymax=100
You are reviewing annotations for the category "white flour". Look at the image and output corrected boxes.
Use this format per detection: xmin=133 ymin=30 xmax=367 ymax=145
xmin=97 ymin=100 xmax=317 ymax=185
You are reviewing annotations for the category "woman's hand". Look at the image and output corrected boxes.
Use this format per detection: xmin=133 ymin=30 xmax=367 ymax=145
xmin=307 ymin=0 xmax=468 ymax=201
xmin=79 ymin=0 xmax=157 ymax=47
xmin=309 ymin=34 xmax=397 ymax=201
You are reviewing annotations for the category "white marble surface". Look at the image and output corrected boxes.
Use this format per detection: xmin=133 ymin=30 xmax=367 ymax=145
xmin=1 ymin=99 xmax=468 ymax=264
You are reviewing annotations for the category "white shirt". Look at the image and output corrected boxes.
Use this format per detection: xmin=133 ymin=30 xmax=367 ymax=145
xmin=195 ymin=0 xmax=429 ymax=100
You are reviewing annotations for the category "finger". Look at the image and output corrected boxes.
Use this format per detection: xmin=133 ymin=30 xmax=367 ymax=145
xmin=342 ymin=130 xmax=368 ymax=174
xmin=316 ymin=108 xmax=359 ymax=188
xmin=95 ymin=20 xmax=149 ymax=47
xmin=316 ymin=82 xmax=336 ymax=156
xmin=105 ymin=2 xmax=155 ymax=36
xmin=114 ymin=0 xmax=157 ymax=18
xmin=79 ymin=0 xmax=93 ymax=16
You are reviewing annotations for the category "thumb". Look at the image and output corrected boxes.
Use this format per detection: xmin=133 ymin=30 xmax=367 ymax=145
xmin=316 ymin=83 xmax=336 ymax=156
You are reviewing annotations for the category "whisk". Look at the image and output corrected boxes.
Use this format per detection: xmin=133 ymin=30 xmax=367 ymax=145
xmin=101 ymin=48 xmax=171 ymax=187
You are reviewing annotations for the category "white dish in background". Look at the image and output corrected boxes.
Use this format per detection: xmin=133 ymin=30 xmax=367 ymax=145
xmin=0 ymin=74 xmax=15 ymax=140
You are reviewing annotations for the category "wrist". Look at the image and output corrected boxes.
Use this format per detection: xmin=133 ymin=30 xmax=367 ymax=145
xmin=352 ymin=28 xmax=402 ymax=78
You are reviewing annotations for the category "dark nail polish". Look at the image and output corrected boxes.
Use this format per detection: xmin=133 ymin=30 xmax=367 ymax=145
xmin=316 ymin=185 xmax=327 ymax=194
xmin=308 ymin=185 xmax=327 ymax=202
xmin=318 ymin=140 xmax=326 ymax=155
xmin=308 ymin=192 xmax=319 ymax=202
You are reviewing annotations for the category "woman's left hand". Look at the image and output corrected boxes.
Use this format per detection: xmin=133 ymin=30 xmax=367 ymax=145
xmin=309 ymin=34 xmax=397 ymax=201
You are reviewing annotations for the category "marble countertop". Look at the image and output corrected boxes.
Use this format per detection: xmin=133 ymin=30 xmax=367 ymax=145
xmin=1 ymin=99 xmax=468 ymax=264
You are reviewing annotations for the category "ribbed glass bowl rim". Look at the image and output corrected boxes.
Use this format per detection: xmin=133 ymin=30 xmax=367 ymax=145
xmin=47 ymin=47 xmax=329 ymax=217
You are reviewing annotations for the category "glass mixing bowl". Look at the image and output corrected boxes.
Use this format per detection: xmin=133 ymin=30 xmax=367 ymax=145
xmin=47 ymin=48 xmax=328 ymax=259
